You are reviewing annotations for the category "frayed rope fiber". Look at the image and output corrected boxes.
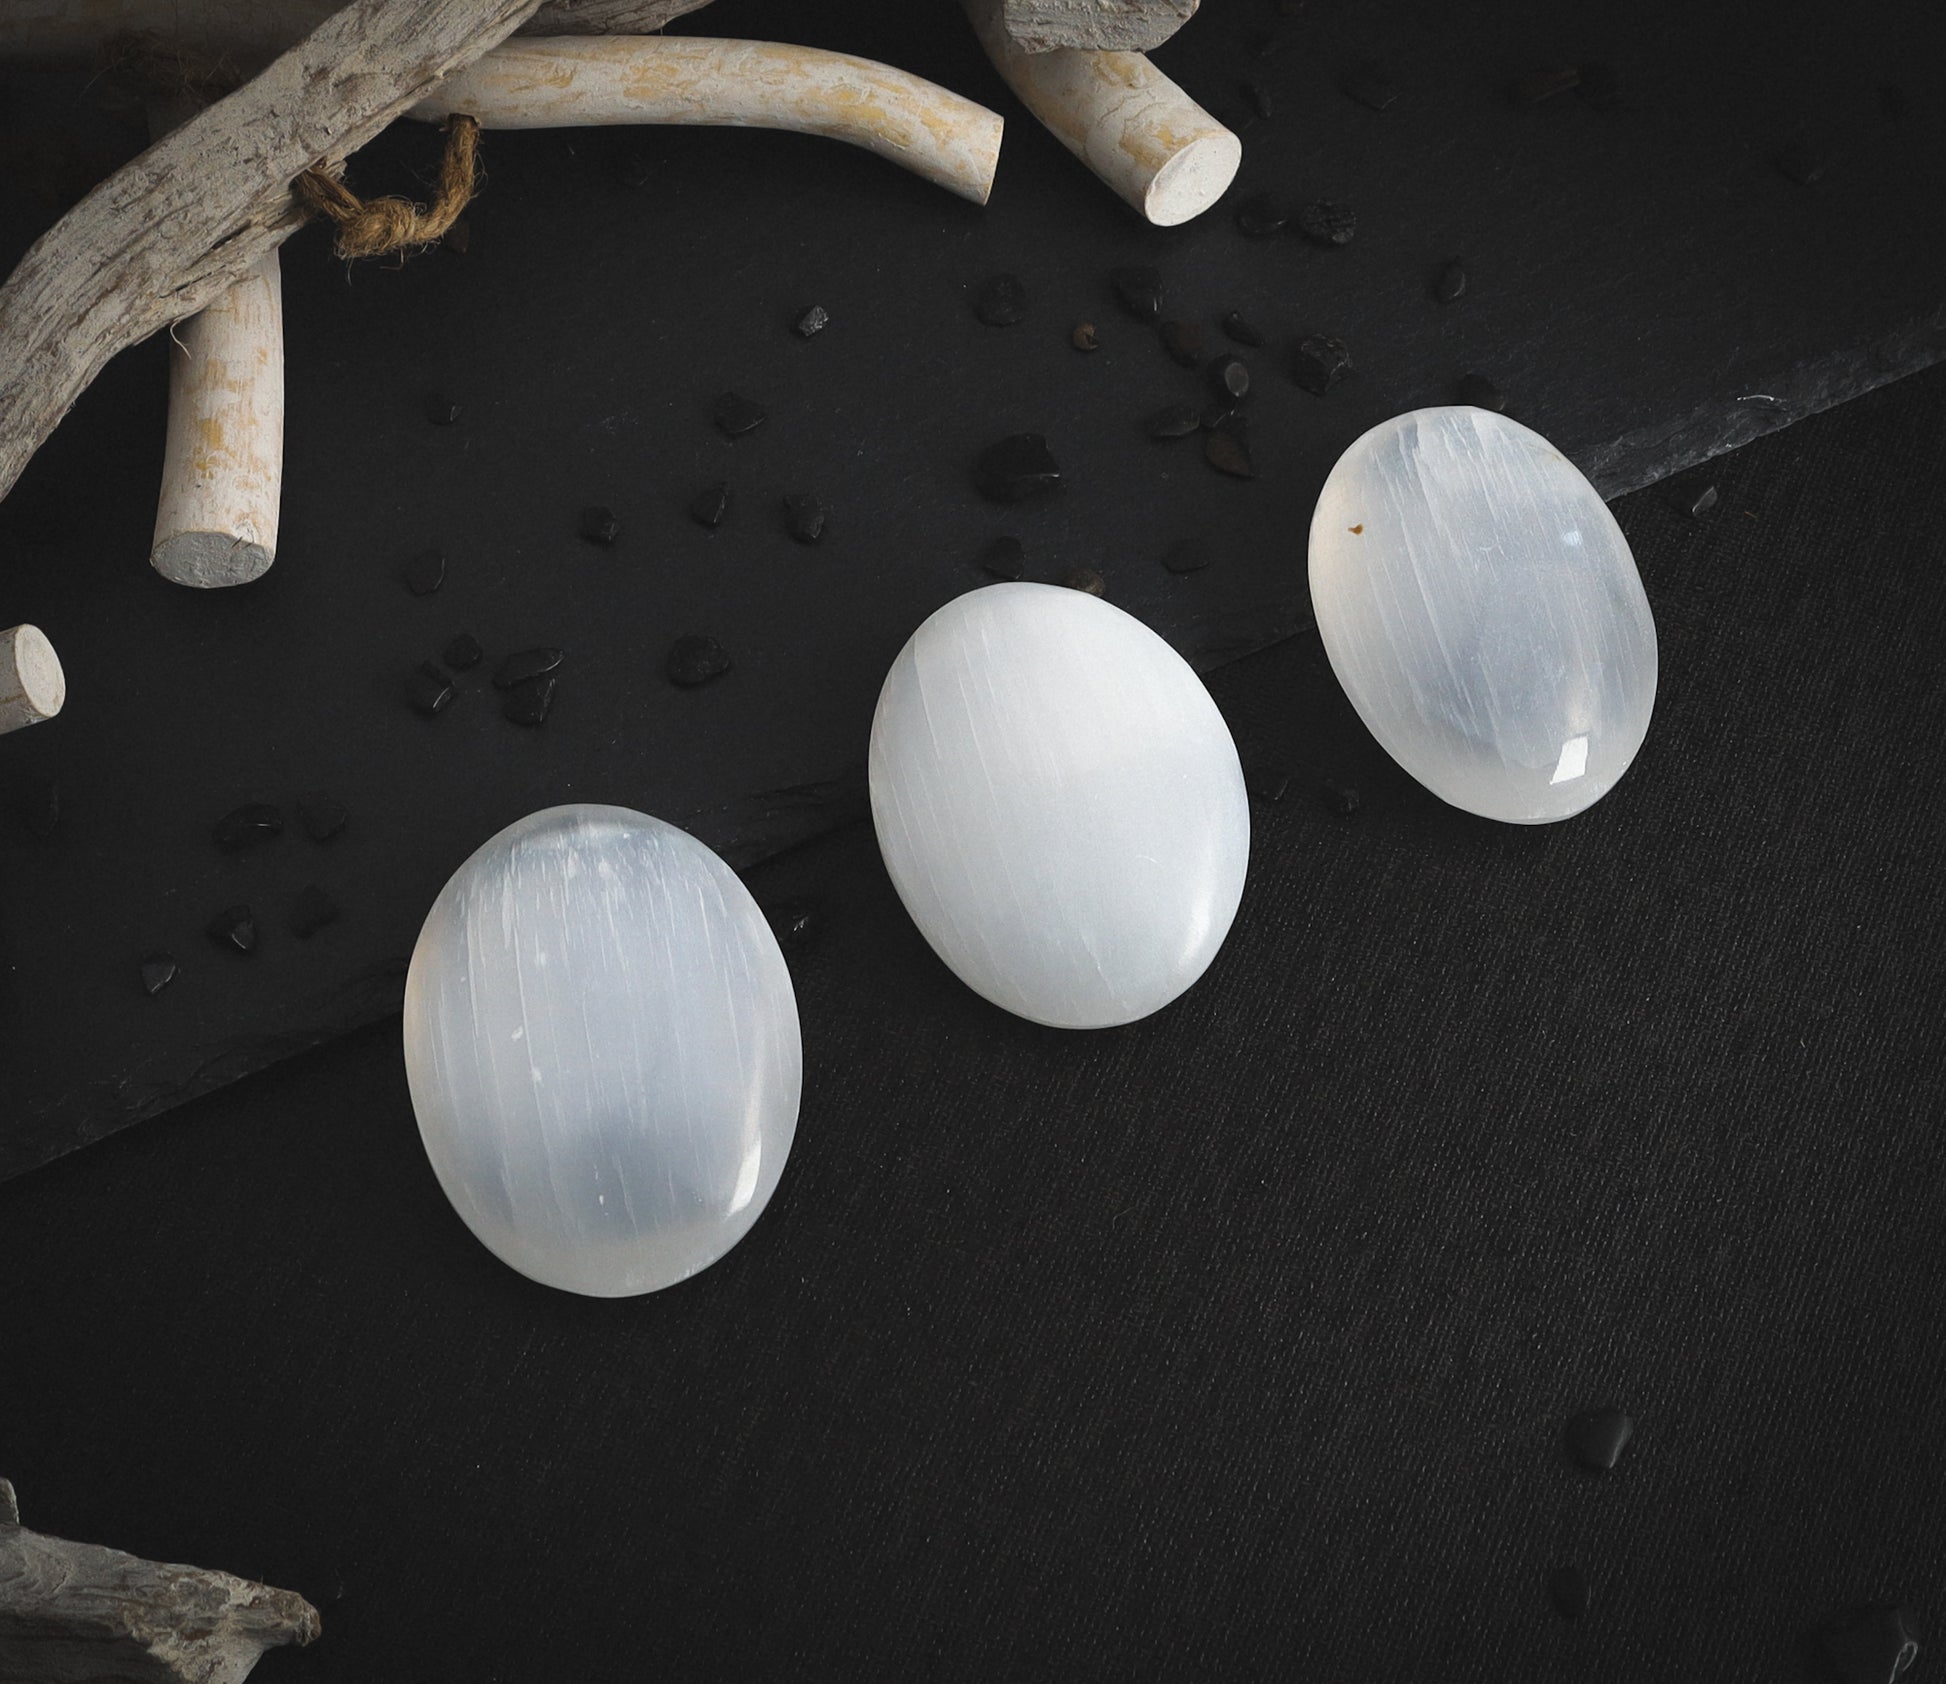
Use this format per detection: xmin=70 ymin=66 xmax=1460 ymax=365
xmin=295 ymin=115 xmax=481 ymax=259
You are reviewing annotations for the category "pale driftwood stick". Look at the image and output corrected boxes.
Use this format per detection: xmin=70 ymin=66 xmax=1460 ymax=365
xmin=1000 ymin=0 xmax=1198 ymax=55
xmin=0 ymin=0 xmax=547 ymax=508
xmin=0 ymin=625 xmax=65 ymax=733
xmin=963 ymin=0 xmax=1237 ymax=225
xmin=412 ymin=37 xmax=1005 ymax=205
xmin=0 ymin=1479 xmax=320 ymax=1684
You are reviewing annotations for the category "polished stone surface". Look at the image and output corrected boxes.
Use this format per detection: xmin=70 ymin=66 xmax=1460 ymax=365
xmin=869 ymin=583 xmax=1249 ymax=1029
xmin=403 ymin=805 xmax=801 ymax=1297
xmin=1309 ymin=407 xmax=1658 ymax=824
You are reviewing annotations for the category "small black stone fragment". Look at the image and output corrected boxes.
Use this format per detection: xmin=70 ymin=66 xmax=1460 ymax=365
xmin=979 ymin=535 xmax=1026 ymax=580
xmin=666 ymin=634 xmax=732 ymax=688
xmin=712 ymin=392 xmax=767 ymax=438
xmin=1457 ymin=371 xmax=1507 ymax=412
xmin=1342 ymin=64 xmax=1399 ymax=111
xmin=1822 ymin=1604 xmax=1921 ymax=1684
xmin=1162 ymin=539 xmax=1210 ymax=575
xmin=1297 ymin=201 xmax=1357 ymax=247
xmin=793 ymin=304 xmax=830 ymax=337
xmin=1775 ymin=131 xmax=1826 ymax=185
xmin=1317 ymin=778 xmax=1361 ymax=816
xmin=441 ymin=633 xmax=483 ymax=672
xmin=1204 ymin=420 xmax=1256 ymax=479
xmin=502 ymin=674 xmax=557 ymax=727
xmin=206 ymin=905 xmax=257 ymax=955
xmin=407 ymin=662 xmax=456 ymax=717
xmin=974 ymin=273 xmax=1027 ymax=326
xmin=402 ymin=547 xmax=446 ymax=596
xmin=1201 ymin=402 xmax=1243 ymax=432
xmin=1546 ymin=1565 xmax=1589 ymax=1621
xmin=1159 ymin=320 xmax=1205 ymax=367
xmin=1110 ymin=265 xmax=1163 ymax=323
xmin=766 ymin=901 xmax=823 ymax=953
xmin=784 ymin=494 xmax=827 ymax=544
xmin=688 ymin=480 xmax=730 ymax=529
xmin=213 ymin=803 xmax=283 ymax=850
xmin=288 ymin=884 xmax=340 ymax=938
xmin=1060 ymin=566 xmax=1106 ymax=596
xmin=1147 ymin=403 xmax=1202 ymax=440
xmin=1435 ymin=259 xmax=1468 ymax=303
xmin=1242 ymin=80 xmax=1274 ymax=120
xmin=295 ymin=793 xmax=348 ymax=841
xmin=1071 ymin=321 xmax=1100 ymax=352
xmin=1246 ymin=762 xmax=1292 ymax=802
xmin=975 ymin=434 xmax=1062 ymax=502
xmin=493 ymin=647 xmax=564 ymax=689
xmin=579 ymin=505 xmax=621 ymax=545
xmin=20 ymin=776 xmax=59 ymax=839
xmin=1508 ymin=65 xmax=1580 ymax=106
xmin=424 ymin=391 xmax=461 ymax=425
xmin=1234 ymin=191 xmax=1288 ymax=236
xmin=1565 ymin=1407 xmax=1634 ymax=1471
xmin=1209 ymin=354 xmax=1250 ymax=400
xmin=1682 ymin=484 xmax=1721 ymax=518
xmin=139 ymin=953 xmax=178 ymax=997
xmin=1293 ymin=335 xmax=1353 ymax=395
xmin=1221 ymin=310 xmax=1265 ymax=348
xmin=1576 ymin=62 xmax=1622 ymax=110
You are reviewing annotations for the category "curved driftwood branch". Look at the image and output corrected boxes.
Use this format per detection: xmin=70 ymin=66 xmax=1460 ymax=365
xmin=0 ymin=625 xmax=65 ymax=733
xmin=413 ymin=37 xmax=1005 ymax=205
xmin=0 ymin=0 xmax=547 ymax=507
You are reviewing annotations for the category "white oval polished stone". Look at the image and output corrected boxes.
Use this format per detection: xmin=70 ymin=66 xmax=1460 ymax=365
xmin=403 ymin=804 xmax=801 ymax=1297
xmin=1309 ymin=407 xmax=1658 ymax=823
xmin=869 ymin=582 xmax=1249 ymax=1029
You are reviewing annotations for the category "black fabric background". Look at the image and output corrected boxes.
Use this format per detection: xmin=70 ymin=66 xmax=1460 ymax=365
xmin=2 ymin=361 xmax=1943 ymax=1681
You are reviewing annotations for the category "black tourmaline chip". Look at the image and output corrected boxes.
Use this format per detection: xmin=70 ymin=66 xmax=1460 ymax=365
xmin=1342 ymin=64 xmax=1399 ymax=110
xmin=667 ymin=635 xmax=733 ymax=688
xmin=295 ymin=793 xmax=348 ymax=841
xmin=1565 ymin=1407 xmax=1634 ymax=1471
xmin=1576 ymin=62 xmax=1622 ymax=110
xmin=407 ymin=662 xmax=456 ymax=717
xmin=793 ymin=304 xmax=829 ymax=337
xmin=980 ymin=535 xmax=1026 ymax=580
xmin=784 ymin=494 xmax=828 ymax=544
xmin=1060 ymin=566 xmax=1106 ymax=596
xmin=502 ymin=675 xmax=557 ymax=727
xmin=1775 ymin=131 xmax=1827 ymax=185
xmin=975 ymin=434 xmax=1062 ymax=502
xmin=402 ymin=547 xmax=446 ymax=596
xmin=1202 ymin=402 xmax=1242 ymax=432
xmin=288 ymin=884 xmax=340 ymax=938
xmin=1246 ymin=762 xmax=1292 ymax=802
xmin=441 ymin=633 xmax=483 ymax=672
xmin=1457 ymin=371 xmax=1507 ymax=411
xmin=712 ymin=392 xmax=767 ymax=438
xmin=1293 ymin=336 xmax=1353 ymax=395
xmin=1110 ymin=265 xmax=1163 ymax=322
xmin=1682 ymin=484 xmax=1721 ymax=518
xmin=579 ymin=505 xmax=620 ymax=545
xmin=1147 ymin=403 xmax=1202 ymax=440
xmin=424 ymin=391 xmax=461 ymax=425
xmin=688 ymin=480 xmax=731 ymax=529
xmin=1204 ymin=421 xmax=1256 ymax=479
xmin=1297 ymin=201 xmax=1357 ymax=247
xmin=213 ymin=802 xmax=282 ymax=850
xmin=974 ymin=273 xmax=1027 ymax=325
xmin=1162 ymin=539 xmax=1210 ymax=574
xmin=1435 ymin=259 xmax=1468 ymax=303
xmin=1159 ymin=320 xmax=1205 ymax=367
xmin=1545 ymin=1566 xmax=1590 ymax=1621
xmin=1209 ymin=355 xmax=1250 ymax=400
xmin=1242 ymin=80 xmax=1274 ymax=120
xmin=1821 ymin=1604 xmax=1921 ymax=1684
xmin=1508 ymin=65 xmax=1580 ymax=106
xmin=139 ymin=953 xmax=178 ymax=996
xmin=1071 ymin=321 xmax=1100 ymax=351
xmin=1317 ymin=778 xmax=1361 ymax=816
xmin=19 ymin=776 xmax=59 ymax=839
xmin=1235 ymin=191 xmax=1288 ymax=236
xmin=493 ymin=648 xmax=563 ymax=690
xmin=206 ymin=905 xmax=257 ymax=955
xmin=766 ymin=901 xmax=823 ymax=953
xmin=1221 ymin=310 xmax=1265 ymax=347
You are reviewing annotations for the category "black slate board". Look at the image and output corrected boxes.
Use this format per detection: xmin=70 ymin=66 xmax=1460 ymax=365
xmin=2 ymin=0 xmax=1943 ymax=1178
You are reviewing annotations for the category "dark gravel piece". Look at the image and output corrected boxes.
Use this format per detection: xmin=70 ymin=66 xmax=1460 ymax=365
xmin=1162 ymin=539 xmax=1210 ymax=574
xmin=578 ymin=505 xmax=621 ymax=545
xmin=1221 ymin=310 xmax=1265 ymax=347
xmin=493 ymin=647 xmax=564 ymax=689
xmin=975 ymin=434 xmax=1062 ymax=502
xmin=441 ymin=633 xmax=483 ymax=672
xmin=1201 ymin=402 xmax=1243 ymax=432
xmin=502 ymin=674 xmax=557 ymax=727
xmin=1204 ymin=421 xmax=1257 ymax=479
xmin=1110 ymin=265 xmax=1163 ymax=322
xmin=793 ymin=304 xmax=830 ymax=337
xmin=1545 ymin=1565 xmax=1590 ymax=1621
xmin=1508 ymin=65 xmax=1581 ymax=105
xmin=1234 ymin=191 xmax=1288 ymax=236
xmin=1060 ymin=566 xmax=1106 ymax=596
xmin=206 ymin=905 xmax=257 ymax=955
xmin=1317 ymin=778 xmax=1362 ymax=816
xmin=1435 ymin=259 xmax=1468 ymax=302
xmin=1293 ymin=336 xmax=1353 ymax=395
xmin=295 ymin=794 xmax=348 ymax=842
xmin=765 ymin=901 xmax=823 ymax=953
xmin=1342 ymin=64 xmax=1399 ymax=110
xmin=667 ymin=635 xmax=732 ymax=688
xmin=1246 ymin=762 xmax=1292 ymax=801
xmin=1147 ymin=403 xmax=1202 ymax=440
xmin=784 ymin=494 xmax=827 ymax=544
xmin=1297 ymin=201 xmax=1357 ymax=247
xmin=213 ymin=803 xmax=283 ymax=850
xmin=20 ymin=776 xmax=59 ymax=839
xmin=1242 ymin=80 xmax=1274 ymax=120
xmin=424 ymin=392 xmax=461 ymax=425
xmin=1071 ymin=321 xmax=1100 ymax=351
xmin=979 ymin=535 xmax=1026 ymax=580
xmin=1576 ymin=62 xmax=1622 ymax=110
xmin=974 ymin=273 xmax=1027 ymax=326
xmin=1457 ymin=371 xmax=1507 ymax=411
xmin=1821 ymin=1604 xmax=1921 ymax=1684
xmin=1682 ymin=484 xmax=1721 ymax=518
xmin=1565 ymin=1407 xmax=1634 ymax=1471
xmin=402 ymin=547 xmax=446 ymax=596
xmin=288 ymin=884 xmax=340 ymax=938
xmin=1208 ymin=354 xmax=1250 ymax=400
xmin=407 ymin=662 xmax=457 ymax=717
xmin=1775 ymin=131 xmax=1827 ymax=184
xmin=1159 ymin=320 xmax=1205 ymax=367
xmin=712 ymin=392 xmax=767 ymax=438
xmin=688 ymin=480 xmax=731 ymax=529
xmin=139 ymin=954 xmax=178 ymax=997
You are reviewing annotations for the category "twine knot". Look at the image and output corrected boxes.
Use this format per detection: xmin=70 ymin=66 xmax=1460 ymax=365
xmin=296 ymin=115 xmax=480 ymax=260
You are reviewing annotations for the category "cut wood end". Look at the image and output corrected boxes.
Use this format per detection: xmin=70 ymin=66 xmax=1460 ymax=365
xmin=152 ymin=531 xmax=276 ymax=588
xmin=1143 ymin=127 xmax=1241 ymax=225
xmin=0 ymin=624 xmax=66 ymax=731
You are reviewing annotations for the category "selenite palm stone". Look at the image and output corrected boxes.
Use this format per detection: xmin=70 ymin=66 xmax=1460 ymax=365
xmin=403 ymin=805 xmax=801 ymax=1297
xmin=869 ymin=582 xmax=1249 ymax=1029
xmin=1309 ymin=407 xmax=1658 ymax=823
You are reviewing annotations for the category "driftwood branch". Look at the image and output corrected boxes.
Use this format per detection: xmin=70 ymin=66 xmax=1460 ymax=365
xmin=0 ymin=0 xmax=548 ymax=506
xmin=0 ymin=1478 xmax=320 ymax=1684
xmin=1000 ymin=0 xmax=1198 ymax=54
